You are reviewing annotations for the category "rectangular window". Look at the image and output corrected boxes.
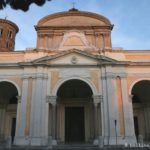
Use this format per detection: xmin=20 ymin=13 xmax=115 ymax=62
xmin=7 ymin=30 xmax=13 ymax=39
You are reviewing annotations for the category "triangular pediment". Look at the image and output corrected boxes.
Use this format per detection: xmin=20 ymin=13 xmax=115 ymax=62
xmin=30 ymin=49 xmax=121 ymax=66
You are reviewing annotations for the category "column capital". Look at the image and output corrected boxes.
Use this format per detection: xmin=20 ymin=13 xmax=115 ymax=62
xmin=128 ymin=94 xmax=133 ymax=102
xmin=36 ymin=73 xmax=48 ymax=79
xmin=93 ymin=95 xmax=103 ymax=104
xmin=16 ymin=96 xmax=21 ymax=103
xmin=46 ymin=96 xmax=57 ymax=105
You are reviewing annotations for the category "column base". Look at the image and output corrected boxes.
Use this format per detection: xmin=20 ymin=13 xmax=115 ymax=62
xmin=93 ymin=139 xmax=99 ymax=145
xmin=93 ymin=136 xmax=104 ymax=148
xmin=52 ymin=139 xmax=57 ymax=145
xmin=14 ymin=136 xmax=49 ymax=146
xmin=30 ymin=137 xmax=48 ymax=146
xmin=14 ymin=136 xmax=30 ymax=146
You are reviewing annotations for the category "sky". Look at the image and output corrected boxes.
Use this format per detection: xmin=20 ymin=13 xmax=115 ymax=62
xmin=0 ymin=0 xmax=150 ymax=51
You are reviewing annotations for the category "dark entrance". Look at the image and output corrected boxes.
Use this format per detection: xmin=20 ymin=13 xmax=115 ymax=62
xmin=65 ymin=107 xmax=85 ymax=143
xmin=0 ymin=81 xmax=18 ymax=143
xmin=132 ymin=80 xmax=150 ymax=141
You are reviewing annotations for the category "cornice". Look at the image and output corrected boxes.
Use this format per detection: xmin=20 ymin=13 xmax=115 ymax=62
xmin=35 ymin=26 xmax=112 ymax=31
xmin=101 ymin=72 xmax=127 ymax=79
xmin=127 ymin=62 xmax=150 ymax=66
xmin=21 ymin=73 xmax=48 ymax=79
xmin=0 ymin=19 xmax=19 ymax=33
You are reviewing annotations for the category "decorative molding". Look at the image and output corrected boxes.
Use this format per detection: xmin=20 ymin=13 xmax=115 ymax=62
xmin=21 ymin=73 xmax=48 ymax=79
xmin=46 ymin=96 xmax=57 ymax=105
xmin=93 ymin=95 xmax=103 ymax=104
xmin=16 ymin=96 xmax=21 ymax=103
xmin=36 ymin=73 xmax=48 ymax=79
xmin=101 ymin=72 xmax=127 ymax=79
xmin=0 ymin=74 xmax=22 ymax=78
xmin=71 ymin=56 xmax=78 ymax=64
xmin=128 ymin=94 xmax=133 ymax=103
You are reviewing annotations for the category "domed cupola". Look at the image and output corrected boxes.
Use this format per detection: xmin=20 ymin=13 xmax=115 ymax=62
xmin=35 ymin=9 xmax=113 ymax=51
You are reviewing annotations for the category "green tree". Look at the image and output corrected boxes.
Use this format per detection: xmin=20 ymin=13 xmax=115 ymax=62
xmin=0 ymin=0 xmax=51 ymax=11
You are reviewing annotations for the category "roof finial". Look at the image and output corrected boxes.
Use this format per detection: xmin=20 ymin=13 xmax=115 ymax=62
xmin=69 ymin=0 xmax=78 ymax=11
xmin=5 ymin=13 xmax=8 ymax=20
xmin=72 ymin=1 xmax=76 ymax=8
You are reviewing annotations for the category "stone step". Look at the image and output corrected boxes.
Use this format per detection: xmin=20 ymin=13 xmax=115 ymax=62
xmin=0 ymin=146 xmax=150 ymax=150
xmin=53 ymin=144 xmax=99 ymax=150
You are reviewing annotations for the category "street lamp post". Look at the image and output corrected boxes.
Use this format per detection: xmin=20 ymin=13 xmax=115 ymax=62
xmin=114 ymin=120 xmax=117 ymax=146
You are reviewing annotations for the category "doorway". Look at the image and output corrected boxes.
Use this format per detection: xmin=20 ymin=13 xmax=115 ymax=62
xmin=65 ymin=107 xmax=85 ymax=143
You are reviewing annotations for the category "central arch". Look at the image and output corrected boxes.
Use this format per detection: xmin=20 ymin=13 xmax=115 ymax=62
xmin=49 ymin=79 xmax=101 ymax=144
xmin=57 ymin=79 xmax=93 ymax=143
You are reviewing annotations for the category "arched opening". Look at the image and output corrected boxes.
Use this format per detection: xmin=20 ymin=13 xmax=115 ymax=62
xmin=0 ymin=81 xmax=18 ymax=143
xmin=131 ymin=80 xmax=150 ymax=142
xmin=57 ymin=79 xmax=93 ymax=99
xmin=49 ymin=79 xmax=101 ymax=144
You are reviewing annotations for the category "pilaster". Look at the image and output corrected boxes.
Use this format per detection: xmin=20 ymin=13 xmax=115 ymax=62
xmin=14 ymin=77 xmax=29 ymax=145
xmin=101 ymin=67 xmax=109 ymax=145
xmin=30 ymin=73 xmax=48 ymax=146
xmin=106 ymin=75 xmax=118 ymax=145
xmin=93 ymin=95 xmax=102 ymax=145
xmin=46 ymin=96 xmax=57 ymax=145
xmin=121 ymin=77 xmax=137 ymax=145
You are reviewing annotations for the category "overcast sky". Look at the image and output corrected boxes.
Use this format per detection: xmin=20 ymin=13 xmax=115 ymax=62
xmin=0 ymin=0 xmax=150 ymax=51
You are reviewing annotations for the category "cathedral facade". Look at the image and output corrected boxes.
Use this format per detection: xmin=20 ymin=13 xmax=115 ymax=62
xmin=0 ymin=9 xmax=150 ymax=147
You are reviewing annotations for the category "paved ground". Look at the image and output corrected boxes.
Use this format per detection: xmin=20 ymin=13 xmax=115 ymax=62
xmin=0 ymin=146 xmax=150 ymax=150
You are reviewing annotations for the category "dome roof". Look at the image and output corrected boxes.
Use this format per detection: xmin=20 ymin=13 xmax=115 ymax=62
xmin=37 ymin=9 xmax=112 ymax=27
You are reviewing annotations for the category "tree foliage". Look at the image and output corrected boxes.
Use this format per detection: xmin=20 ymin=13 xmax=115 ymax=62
xmin=0 ymin=0 xmax=51 ymax=11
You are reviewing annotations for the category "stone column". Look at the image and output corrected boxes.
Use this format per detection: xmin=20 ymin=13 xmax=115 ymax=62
xmin=93 ymin=95 xmax=102 ymax=145
xmin=105 ymin=73 xmax=118 ymax=145
xmin=30 ymin=74 xmax=44 ymax=146
xmin=14 ymin=77 xmax=29 ymax=145
xmin=40 ymin=75 xmax=49 ymax=145
xmin=46 ymin=96 xmax=57 ymax=145
xmin=104 ymin=33 xmax=111 ymax=49
xmin=15 ymin=95 xmax=21 ymax=142
xmin=101 ymin=68 xmax=109 ymax=145
xmin=144 ymin=105 xmax=150 ymax=140
xmin=38 ymin=35 xmax=44 ymax=49
xmin=0 ymin=105 xmax=6 ymax=139
xmin=47 ymin=34 xmax=53 ymax=50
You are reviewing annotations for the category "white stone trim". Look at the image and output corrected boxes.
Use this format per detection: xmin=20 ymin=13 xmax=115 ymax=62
xmin=129 ymin=78 xmax=150 ymax=95
xmin=52 ymin=76 xmax=98 ymax=96
xmin=46 ymin=96 xmax=57 ymax=105
xmin=16 ymin=96 xmax=21 ymax=103
xmin=93 ymin=95 xmax=103 ymax=104
xmin=102 ymin=72 xmax=127 ymax=79
xmin=0 ymin=79 xmax=21 ymax=96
